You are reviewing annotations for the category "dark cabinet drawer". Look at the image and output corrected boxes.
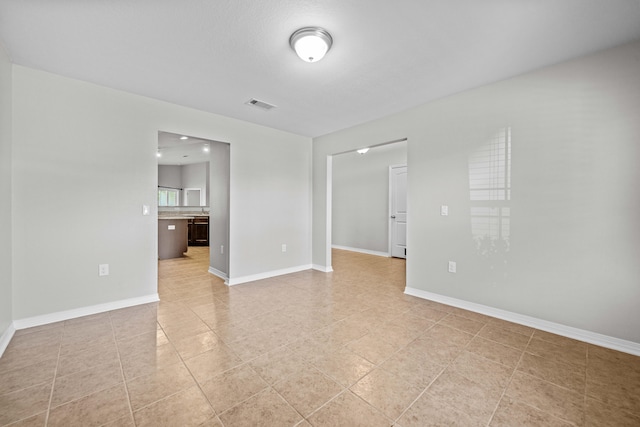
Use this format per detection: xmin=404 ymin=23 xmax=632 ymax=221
xmin=188 ymin=216 xmax=209 ymax=246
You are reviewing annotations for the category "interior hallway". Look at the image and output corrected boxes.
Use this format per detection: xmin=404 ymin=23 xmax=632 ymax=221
xmin=1 ymin=248 xmax=639 ymax=426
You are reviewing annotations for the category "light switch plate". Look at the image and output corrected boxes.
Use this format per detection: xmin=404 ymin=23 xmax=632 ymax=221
xmin=448 ymin=261 xmax=456 ymax=273
xmin=441 ymin=205 xmax=449 ymax=216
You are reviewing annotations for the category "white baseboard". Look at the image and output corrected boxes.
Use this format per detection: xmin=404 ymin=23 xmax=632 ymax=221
xmin=332 ymin=245 xmax=389 ymax=258
xmin=208 ymin=266 xmax=229 ymax=283
xmin=227 ymin=264 xmax=313 ymax=286
xmin=12 ymin=294 xmax=160 ymax=331
xmin=312 ymin=264 xmax=333 ymax=273
xmin=0 ymin=322 xmax=16 ymax=358
xmin=404 ymin=287 xmax=640 ymax=357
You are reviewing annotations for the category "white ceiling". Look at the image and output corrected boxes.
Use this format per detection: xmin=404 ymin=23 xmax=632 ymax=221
xmin=157 ymin=131 xmax=214 ymax=166
xmin=1 ymin=1 xmax=639 ymax=138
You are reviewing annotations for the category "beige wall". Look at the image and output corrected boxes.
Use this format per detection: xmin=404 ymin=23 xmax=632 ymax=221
xmin=11 ymin=66 xmax=312 ymax=319
xmin=0 ymin=41 xmax=12 ymax=337
xmin=313 ymin=41 xmax=640 ymax=343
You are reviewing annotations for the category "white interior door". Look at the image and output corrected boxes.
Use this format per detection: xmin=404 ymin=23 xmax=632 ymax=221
xmin=389 ymin=165 xmax=407 ymax=258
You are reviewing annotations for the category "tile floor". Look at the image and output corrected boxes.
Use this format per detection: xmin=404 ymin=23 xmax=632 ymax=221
xmin=1 ymin=247 xmax=640 ymax=426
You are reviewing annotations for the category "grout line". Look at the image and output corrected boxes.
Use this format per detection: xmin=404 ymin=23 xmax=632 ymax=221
xmin=43 ymin=324 xmax=64 ymax=426
xmin=107 ymin=310 xmax=135 ymax=426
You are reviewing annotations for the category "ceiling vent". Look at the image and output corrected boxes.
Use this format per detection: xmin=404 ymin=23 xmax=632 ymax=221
xmin=245 ymin=98 xmax=277 ymax=111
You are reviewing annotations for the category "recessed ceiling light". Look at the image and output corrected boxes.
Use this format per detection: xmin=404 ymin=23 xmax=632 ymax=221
xmin=180 ymin=136 xmax=188 ymax=140
xmin=289 ymin=27 xmax=333 ymax=63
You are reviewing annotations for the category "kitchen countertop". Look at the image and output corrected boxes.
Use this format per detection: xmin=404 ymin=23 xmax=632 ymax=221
xmin=158 ymin=216 xmax=194 ymax=220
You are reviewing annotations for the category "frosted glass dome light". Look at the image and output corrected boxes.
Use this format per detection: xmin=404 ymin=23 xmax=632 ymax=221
xmin=290 ymin=27 xmax=333 ymax=63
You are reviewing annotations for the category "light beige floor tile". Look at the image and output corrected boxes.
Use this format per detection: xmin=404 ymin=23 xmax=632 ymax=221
xmin=345 ymin=333 xmax=401 ymax=365
xmin=449 ymin=351 xmax=514 ymax=391
xmin=397 ymin=392 xmax=484 ymax=427
xmin=274 ymin=367 xmax=343 ymax=417
xmin=518 ymin=351 xmax=586 ymax=392
xmin=506 ymin=371 xmax=585 ymax=425
xmin=0 ymin=357 xmax=57 ymax=395
xmin=585 ymin=376 xmax=640 ymax=415
xmin=0 ymin=343 xmax=60 ymax=374
xmin=249 ymin=345 xmax=312 ymax=385
xmin=47 ymin=383 xmax=130 ymax=427
xmin=312 ymin=347 xmax=375 ymax=388
xmin=171 ymin=331 xmax=224 ymax=360
xmin=184 ymin=344 xmax=243 ymax=384
xmin=466 ymin=336 xmax=523 ymax=368
xmin=585 ymin=397 xmax=640 ymax=426
xmin=527 ymin=337 xmax=587 ymax=367
xmin=120 ymin=341 xmax=183 ymax=381
xmin=490 ymin=396 xmax=574 ymax=426
xmin=218 ymin=387 xmax=302 ymax=426
xmin=306 ymin=391 xmax=391 ymax=427
xmin=0 ymin=383 xmax=52 ymax=426
xmin=116 ymin=330 xmax=169 ymax=358
xmin=487 ymin=318 xmax=534 ymax=337
xmin=3 ymin=329 xmax=63 ymax=353
xmin=5 ymin=248 xmax=640 ymax=426
xmin=426 ymin=370 xmax=503 ymax=424
xmin=439 ymin=314 xmax=486 ymax=334
xmin=56 ymin=340 xmax=119 ymax=377
xmin=478 ymin=324 xmax=530 ymax=350
xmin=4 ymin=411 xmax=48 ymax=426
xmin=51 ymin=360 xmax=123 ymax=407
xmin=378 ymin=346 xmax=445 ymax=389
xmin=350 ymin=367 xmax=423 ymax=420
xmin=126 ymin=362 xmax=196 ymax=411
xmin=200 ymin=364 xmax=269 ymax=414
xmin=133 ymin=386 xmax=214 ymax=427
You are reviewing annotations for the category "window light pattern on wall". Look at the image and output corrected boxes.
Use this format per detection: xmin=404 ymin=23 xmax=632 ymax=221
xmin=468 ymin=127 xmax=512 ymax=262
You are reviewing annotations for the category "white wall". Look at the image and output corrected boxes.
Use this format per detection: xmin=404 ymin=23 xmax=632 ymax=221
xmin=332 ymin=142 xmax=407 ymax=253
xmin=158 ymin=164 xmax=182 ymax=189
xmin=313 ymin=41 xmax=640 ymax=344
xmin=209 ymin=142 xmax=230 ymax=275
xmin=181 ymin=162 xmax=209 ymax=206
xmin=0 ymin=42 xmax=12 ymax=337
xmin=11 ymin=65 xmax=311 ymax=320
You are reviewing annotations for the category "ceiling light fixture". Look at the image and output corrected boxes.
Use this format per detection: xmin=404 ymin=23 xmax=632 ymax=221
xmin=156 ymin=150 xmax=162 ymax=158
xmin=180 ymin=136 xmax=188 ymax=140
xmin=357 ymin=148 xmax=370 ymax=155
xmin=289 ymin=27 xmax=333 ymax=63
xmin=203 ymin=144 xmax=210 ymax=153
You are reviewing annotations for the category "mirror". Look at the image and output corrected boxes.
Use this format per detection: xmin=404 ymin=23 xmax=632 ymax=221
xmin=158 ymin=131 xmax=211 ymax=207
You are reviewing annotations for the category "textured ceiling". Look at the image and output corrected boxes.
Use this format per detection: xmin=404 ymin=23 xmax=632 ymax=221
xmin=1 ymin=0 xmax=639 ymax=137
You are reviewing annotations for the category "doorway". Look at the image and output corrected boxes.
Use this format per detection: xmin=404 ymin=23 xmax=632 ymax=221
xmin=157 ymin=131 xmax=230 ymax=280
xmin=329 ymin=139 xmax=407 ymax=263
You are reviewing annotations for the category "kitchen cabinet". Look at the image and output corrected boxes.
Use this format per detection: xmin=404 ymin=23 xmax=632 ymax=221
xmin=158 ymin=218 xmax=189 ymax=259
xmin=188 ymin=216 xmax=209 ymax=246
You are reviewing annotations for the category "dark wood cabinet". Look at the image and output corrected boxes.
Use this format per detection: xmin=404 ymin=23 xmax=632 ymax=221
xmin=188 ymin=216 xmax=209 ymax=246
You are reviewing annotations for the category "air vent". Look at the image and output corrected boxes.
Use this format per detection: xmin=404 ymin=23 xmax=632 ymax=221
xmin=245 ymin=98 xmax=277 ymax=111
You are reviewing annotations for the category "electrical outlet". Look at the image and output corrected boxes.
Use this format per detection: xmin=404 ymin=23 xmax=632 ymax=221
xmin=99 ymin=264 xmax=109 ymax=276
xmin=282 ymin=244 xmax=287 ymax=252
xmin=448 ymin=261 xmax=456 ymax=273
